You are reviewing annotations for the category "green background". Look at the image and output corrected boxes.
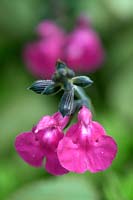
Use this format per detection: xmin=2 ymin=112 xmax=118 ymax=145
xmin=0 ymin=0 xmax=133 ymax=199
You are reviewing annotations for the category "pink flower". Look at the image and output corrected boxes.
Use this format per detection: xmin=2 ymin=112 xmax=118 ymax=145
xmin=57 ymin=106 xmax=117 ymax=173
xmin=23 ymin=21 xmax=65 ymax=79
xmin=15 ymin=112 xmax=69 ymax=175
xmin=36 ymin=20 xmax=64 ymax=39
xmin=63 ymin=16 xmax=105 ymax=73
xmin=23 ymin=17 xmax=105 ymax=78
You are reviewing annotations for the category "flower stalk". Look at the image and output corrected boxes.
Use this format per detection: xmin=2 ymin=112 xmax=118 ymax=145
xmin=15 ymin=60 xmax=117 ymax=176
xmin=29 ymin=60 xmax=93 ymax=116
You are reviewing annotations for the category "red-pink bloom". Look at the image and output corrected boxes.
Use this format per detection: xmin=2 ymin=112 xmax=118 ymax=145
xmin=23 ymin=21 xmax=65 ymax=79
xmin=57 ymin=106 xmax=117 ymax=173
xmin=23 ymin=17 xmax=104 ymax=79
xmin=63 ymin=16 xmax=105 ymax=73
xmin=15 ymin=112 xmax=69 ymax=175
xmin=36 ymin=20 xmax=64 ymax=39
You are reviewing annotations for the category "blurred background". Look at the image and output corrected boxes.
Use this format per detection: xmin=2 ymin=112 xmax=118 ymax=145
xmin=0 ymin=0 xmax=133 ymax=199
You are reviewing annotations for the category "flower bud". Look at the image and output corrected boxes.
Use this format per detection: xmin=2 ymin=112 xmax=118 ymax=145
xmin=72 ymin=76 xmax=93 ymax=87
xmin=42 ymin=84 xmax=61 ymax=95
xmin=28 ymin=80 xmax=54 ymax=94
xmin=59 ymin=87 xmax=74 ymax=116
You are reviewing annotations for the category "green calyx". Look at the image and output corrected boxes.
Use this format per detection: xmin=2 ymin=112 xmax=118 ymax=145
xmin=28 ymin=60 xmax=93 ymax=116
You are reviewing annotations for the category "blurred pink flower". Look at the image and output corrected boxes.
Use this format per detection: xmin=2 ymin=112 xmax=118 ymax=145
xmin=23 ymin=21 xmax=65 ymax=79
xmin=36 ymin=20 xmax=64 ymax=39
xmin=63 ymin=16 xmax=105 ymax=73
xmin=23 ymin=17 xmax=105 ymax=79
xmin=57 ymin=106 xmax=117 ymax=173
xmin=15 ymin=112 xmax=69 ymax=175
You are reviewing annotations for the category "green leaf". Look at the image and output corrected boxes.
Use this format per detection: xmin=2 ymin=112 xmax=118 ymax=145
xmin=7 ymin=176 xmax=98 ymax=200
xmin=103 ymin=0 xmax=133 ymax=19
xmin=107 ymin=64 xmax=133 ymax=123
xmin=103 ymin=171 xmax=133 ymax=200
xmin=96 ymin=112 xmax=131 ymax=171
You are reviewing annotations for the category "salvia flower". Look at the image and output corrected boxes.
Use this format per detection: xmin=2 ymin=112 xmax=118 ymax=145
xmin=15 ymin=112 xmax=69 ymax=175
xmin=23 ymin=21 xmax=65 ymax=79
xmin=23 ymin=16 xmax=104 ymax=79
xmin=15 ymin=61 xmax=117 ymax=175
xmin=36 ymin=20 xmax=64 ymax=39
xmin=63 ymin=15 xmax=105 ymax=73
xmin=57 ymin=106 xmax=117 ymax=173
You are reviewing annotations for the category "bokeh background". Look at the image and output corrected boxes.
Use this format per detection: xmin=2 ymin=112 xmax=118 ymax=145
xmin=0 ymin=0 xmax=133 ymax=200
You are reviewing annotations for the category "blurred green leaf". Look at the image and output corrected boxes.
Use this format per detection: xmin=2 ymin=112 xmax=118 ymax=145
xmin=103 ymin=0 xmax=133 ymax=20
xmin=95 ymin=111 xmax=131 ymax=171
xmin=77 ymin=0 xmax=116 ymax=32
xmin=107 ymin=64 xmax=133 ymax=123
xmin=0 ymin=0 xmax=45 ymax=38
xmin=0 ymin=157 xmax=47 ymax=200
xmin=103 ymin=171 xmax=133 ymax=200
xmin=6 ymin=176 xmax=98 ymax=200
xmin=0 ymin=64 xmax=58 ymax=156
xmin=0 ymin=94 xmax=57 ymax=156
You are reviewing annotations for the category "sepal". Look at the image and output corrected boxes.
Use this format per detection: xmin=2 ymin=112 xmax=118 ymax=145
xmin=59 ymin=87 xmax=74 ymax=116
xmin=28 ymin=80 xmax=54 ymax=94
xmin=42 ymin=84 xmax=61 ymax=95
xmin=72 ymin=76 xmax=93 ymax=87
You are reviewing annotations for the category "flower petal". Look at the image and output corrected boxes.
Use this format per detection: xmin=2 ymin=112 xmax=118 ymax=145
xmin=52 ymin=112 xmax=70 ymax=129
xmin=57 ymin=135 xmax=117 ymax=173
xmin=45 ymin=152 xmax=69 ymax=175
xmin=57 ymin=137 xmax=88 ymax=173
xmin=78 ymin=106 xmax=92 ymax=125
xmin=36 ymin=128 xmax=63 ymax=151
xmin=89 ymin=121 xmax=106 ymax=141
xmin=15 ymin=132 xmax=45 ymax=167
xmin=86 ymin=135 xmax=117 ymax=172
xmin=35 ymin=116 xmax=55 ymax=132
xmin=36 ymin=20 xmax=64 ymax=38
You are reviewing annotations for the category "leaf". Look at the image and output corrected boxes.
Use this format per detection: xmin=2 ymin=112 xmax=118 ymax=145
xmin=107 ymin=64 xmax=133 ymax=123
xmin=7 ymin=176 xmax=98 ymax=200
xmin=103 ymin=0 xmax=133 ymax=19
xmin=103 ymin=171 xmax=133 ymax=200
xmin=95 ymin=111 xmax=131 ymax=171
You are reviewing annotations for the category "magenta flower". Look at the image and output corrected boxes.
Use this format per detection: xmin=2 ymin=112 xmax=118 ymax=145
xmin=23 ymin=16 xmax=105 ymax=79
xmin=36 ymin=20 xmax=64 ymax=39
xmin=23 ymin=21 xmax=65 ymax=79
xmin=57 ymin=106 xmax=117 ymax=173
xmin=63 ymin=16 xmax=105 ymax=73
xmin=15 ymin=112 xmax=69 ymax=175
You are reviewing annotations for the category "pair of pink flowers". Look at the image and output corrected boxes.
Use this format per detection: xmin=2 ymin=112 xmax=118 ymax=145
xmin=24 ymin=16 xmax=104 ymax=79
xmin=15 ymin=106 xmax=117 ymax=175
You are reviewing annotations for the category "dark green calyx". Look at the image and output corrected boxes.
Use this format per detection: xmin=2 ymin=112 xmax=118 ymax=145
xmin=28 ymin=60 xmax=93 ymax=117
xmin=59 ymin=86 xmax=74 ymax=116
xmin=28 ymin=80 xmax=54 ymax=94
xmin=66 ymin=68 xmax=75 ymax=78
xmin=72 ymin=76 xmax=93 ymax=87
xmin=53 ymin=60 xmax=75 ymax=82
xmin=42 ymin=84 xmax=61 ymax=95
xmin=56 ymin=60 xmax=67 ymax=71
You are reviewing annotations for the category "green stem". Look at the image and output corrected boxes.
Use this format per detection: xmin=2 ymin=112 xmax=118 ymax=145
xmin=74 ymin=86 xmax=91 ymax=108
